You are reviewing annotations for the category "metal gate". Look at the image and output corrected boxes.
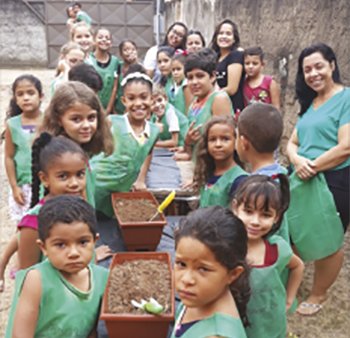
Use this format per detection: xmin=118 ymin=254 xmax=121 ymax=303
xmin=45 ymin=0 xmax=155 ymax=68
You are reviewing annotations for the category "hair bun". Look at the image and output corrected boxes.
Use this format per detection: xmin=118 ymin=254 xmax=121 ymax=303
xmin=38 ymin=132 xmax=52 ymax=147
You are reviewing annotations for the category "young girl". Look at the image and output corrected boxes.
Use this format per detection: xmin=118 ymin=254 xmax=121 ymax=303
xmin=194 ymin=116 xmax=247 ymax=208
xmin=232 ymin=175 xmax=304 ymax=338
xmin=186 ymin=29 xmax=205 ymax=53
xmin=243 ymin=46 xmax=281 ymax=109
xmin=51 ymin=42 xmax=85 ymax=94
xmin=157 ymin=46 xmax=175 ymax=89
xmin=172 ymin=206 xmax=250 ymax=338
xmin=169 ymin=53 xmax=193 ymax=115
xmin=70 ymin=22 xmax=94 ymax=57
xmin=4 ymin=74 xmax=43 ymax=222
xmin=39 ymin=81 xmax=114 ymax=207
xmin=89 ymin=27 xmax=121 ymax=113
xmin=6 ymin=195 xmax=108 ymax=338
xmin=92 ymin=69 xmax=160 ymax=218
xmin=210 ymin=19 xmax=245 ymax=115
xmin=115 ymin=39 xmax=140 ymax=114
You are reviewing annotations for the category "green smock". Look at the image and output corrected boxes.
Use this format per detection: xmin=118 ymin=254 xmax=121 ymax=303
xmin=168 ymin=78 xmax=188 ymax=115
xmin=246 ymin=235 xmax=292 ymax=338
xmin=200 ymin=165 xmax=247 ymax=208
xmin=92 ymin=115 xmax=159 ymax=217
xmin=6 ymin=260 xmax=108 ymax=338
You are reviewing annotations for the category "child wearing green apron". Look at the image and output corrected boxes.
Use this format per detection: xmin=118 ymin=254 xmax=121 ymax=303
xmin=6 ymin=196 xmax=108 ymax=338
xmin=233 ymin=175 xmax=304 ymax=338
xmin=172 ymin=207 xmax=250 ymax=338
xmin=193 ymin=116 xmax=247 ymax=208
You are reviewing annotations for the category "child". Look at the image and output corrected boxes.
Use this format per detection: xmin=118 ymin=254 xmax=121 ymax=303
xmin=157 ymin=46 xmax=176 ymax=91
xmin=51 ymin=42 xmax=85 ymax=94
xmin=68 ymin=63 xmax=103 ymax=93
xmin=174 ymin=48 xmax=232 ymax=160
xmin=172 ymin=206 xmax=250 ymax=338
xmin=89 ymin=27 xmax=121 ymax=113
xmin=39 ymin=81 xmax=114 ymax=206
xmin=232 ymin=175 xmax=304 ymax=338
xmin=243 ymin=47 xmax=281 ymax=109
xmin=72 ymin=1 xmax=92 ymax=27
xmin=115 ymin=39 xmax=140 ymax=114
xmin=194 ymin=116 xmax=247 ymax=208
xmin=151 ymin=85 xmax=188 ymax=148
xmin=4 ymin=74 xmax=43 ymax=222
xmin=92 ymin=69 xmax=159 ymax=218
xmin=70 ymin=22 xmax=94 ymax=56
xmin=6 ymin=195 xmax=108 ymax=338
xmin=186 ymin=29 xmax=205 ymax=53
xmin=169 ymin=53 xmax=193 ymax=115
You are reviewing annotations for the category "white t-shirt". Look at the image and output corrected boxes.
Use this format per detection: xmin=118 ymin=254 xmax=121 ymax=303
xmin=165 ymin=105 xmax=180 ymax=133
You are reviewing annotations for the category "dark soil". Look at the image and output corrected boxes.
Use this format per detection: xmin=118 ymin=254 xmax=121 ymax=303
xmin=114 ymin=198 xmax=162 ymax=222
xmin=107 ymin=259 xmax=172 ymax=314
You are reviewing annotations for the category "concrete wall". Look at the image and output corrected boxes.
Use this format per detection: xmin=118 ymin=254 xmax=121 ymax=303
xmin=165 ymin=0 xmax=350 ymax=156
xmin=0 ymin=0 xmax=47 ymax=67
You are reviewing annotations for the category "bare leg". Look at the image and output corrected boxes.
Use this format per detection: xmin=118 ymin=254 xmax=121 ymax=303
xmin=0 ymin=234 xmax=18 ymax=292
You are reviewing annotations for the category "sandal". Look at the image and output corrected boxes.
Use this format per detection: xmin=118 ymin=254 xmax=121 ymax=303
xmin=296 ymin=301 xmax=323 ymax=316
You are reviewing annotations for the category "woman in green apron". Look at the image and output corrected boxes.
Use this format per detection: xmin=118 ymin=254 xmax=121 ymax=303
xmin=287 ymin=43 xmax=349 ymax=315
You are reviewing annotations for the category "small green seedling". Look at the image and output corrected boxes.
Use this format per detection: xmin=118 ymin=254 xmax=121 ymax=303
xmin=131 ymin=297 xmax=164 ymax=315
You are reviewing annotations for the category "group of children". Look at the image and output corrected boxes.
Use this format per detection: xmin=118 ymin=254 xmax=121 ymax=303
xmin=0 ymin=15 xmax=346 ymax=338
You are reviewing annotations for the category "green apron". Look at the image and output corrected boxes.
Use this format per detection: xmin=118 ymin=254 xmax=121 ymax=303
xmin=171 ymin=303 xmax=247 ymax=338
xmin=8 ymin=115 xmax=40 ymax=186
xmin=168 ymin=78 xmax=187 ymax=115
xmin=246 ymin=236 xmax=292 ymax=338
xmin=85 ymin=162 xmax=95 ymax=207
xmin=92 ymin=115 xmax=159 ymax=217
xmin=286 ymin=172 xmax=344 ymax=261
xmin=89 ymin=53 xmax=120 ymax=109
xmin=6 ymin=260 xmax=108 ymax=338
xmin=200 ymin=165 xmax=247 ymax=208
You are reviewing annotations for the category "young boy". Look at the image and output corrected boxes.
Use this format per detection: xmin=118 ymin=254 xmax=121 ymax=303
xmin=151 ymin=85 xmax=188 ymax=148
xmin=6 ymin=195 xmax=108 ymax=338
xmin=72 ymin=1 xmax=92 ymax=27
xmin=243 ymin=47 xmax=281 ymax=110
xmin=236 ymin=102 xmax=286 ymax=176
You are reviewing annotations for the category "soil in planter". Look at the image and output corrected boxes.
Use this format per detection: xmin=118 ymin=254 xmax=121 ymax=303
xmin=108 ymin=259 xmax=172 ymax=314
xmin=114 ymin=198 xmax=162 ymax=222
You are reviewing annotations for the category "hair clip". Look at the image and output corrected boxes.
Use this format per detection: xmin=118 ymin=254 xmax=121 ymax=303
xmin=270 ymin=173 xmax=279 ymax=180
xmin=175 ymin=49 xmax=188 ymax=56
xmin=121 ymin=72 xmax=153 ymax=87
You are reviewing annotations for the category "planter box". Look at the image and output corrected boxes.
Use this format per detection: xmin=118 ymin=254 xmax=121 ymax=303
xmin=100 ymin=252 xmax=175 ymax=338
xmin=111 ymin=191 xmax=167 ymax=251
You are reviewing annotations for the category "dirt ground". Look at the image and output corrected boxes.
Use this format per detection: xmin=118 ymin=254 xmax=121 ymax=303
xmin=0 ymin=68 xmax=349 ymax=337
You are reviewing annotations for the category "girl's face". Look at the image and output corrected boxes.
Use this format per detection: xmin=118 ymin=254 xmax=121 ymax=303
xmin=233 ymin=197 xmax=279 ymax=242
xmin=187 ymin=68 xmax=215 ymax=99
xmin=171 ymin=59 xmax=185 ymax=85
xmin=186 ymin=34 xmax=203 ymax=53
xmin=14 ymin=79 xmax=42 ymax=115
xmin=175 ymin=237 xmax=240 ymax=309
xmin=302 ymin=52 xmax=335 ymax=94
xmin=122 ymin=81 xmax=152 ymax=123
xmin=59 ymin=101 xmax=98 ymax=145
xmin=121 ymin=42 xmax=137 ymax=64
xmin=39 ymin=152 xmax=87 ymax=198
xmin=64 ymin=49 xmax=85 ymax=69
xmin=157 ymin=52 xmax=172 ymax=77
xmin=217 ymin=23 xmax=234 ymax=50
xmin=72 ymin=26 xmax=93 ymax=52
xmin=39 ymin=220 xmax=95 ymax=278
xmin=152 ymin=94 xmax=167 ymax=118
xmin=167 ymin=24 xmax=186 ymax=48
xmin=244 ymin=55 xmax=264 ymax=79
xmin=207 ymin=123 xmax=235 ymax=163
xmin=95 ymin=29 xmax=112 ymax=52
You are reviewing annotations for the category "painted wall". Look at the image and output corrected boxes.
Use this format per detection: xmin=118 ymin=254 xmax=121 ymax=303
xmin=0 ymin=0 xmax=47 ymax=67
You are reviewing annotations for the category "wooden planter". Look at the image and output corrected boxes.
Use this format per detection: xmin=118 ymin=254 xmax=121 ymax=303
xmin=100 ymin=252 xmax=175 ymax=338
xmin=111 ymin=191 xmax=167 ymax=251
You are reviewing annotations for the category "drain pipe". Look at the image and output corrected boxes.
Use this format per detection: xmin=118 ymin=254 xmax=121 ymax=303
xmin=155 ymin=0 xmax=161 ymax=44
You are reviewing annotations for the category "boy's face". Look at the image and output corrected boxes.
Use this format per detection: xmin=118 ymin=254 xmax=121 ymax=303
xmin=152 ymin=94 xmax=167 ymax=118
xmin=244 ymin=55 xmax=264 ymax=79
xmin=38 ymin=221 xmax=95 ymax=278
xmin=186 ymin=68 xmax=215 ymax=99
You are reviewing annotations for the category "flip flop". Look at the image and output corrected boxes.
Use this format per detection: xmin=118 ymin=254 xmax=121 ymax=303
xmin=296 ymin=301 xmax=323 ymax=316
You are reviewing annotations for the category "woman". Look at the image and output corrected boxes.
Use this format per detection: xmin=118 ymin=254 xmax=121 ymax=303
xmin=287 ymin=43 xmax=350 ymax=316
xmin=143 ymin=22 xmax=188 ymax=83
xmin=210 ymin=19 xmax=245 ymax=114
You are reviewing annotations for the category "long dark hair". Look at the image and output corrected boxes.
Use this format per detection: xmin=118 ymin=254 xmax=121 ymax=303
xmin=296 ymin=43 xmax=341 ymax=115
xmin=210 ymin=19 xmax=240 ymax=54
xmin=175 ymin=206 xmax=250 ymax=327
xmin=161 ymin=22 xmax=188 ymax=50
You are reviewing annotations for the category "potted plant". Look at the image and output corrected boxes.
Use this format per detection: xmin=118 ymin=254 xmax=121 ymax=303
xmin=111 ymin=191 xmax=168 ymax=251
xmin=100 ymin=252 xmax=174 ymax=338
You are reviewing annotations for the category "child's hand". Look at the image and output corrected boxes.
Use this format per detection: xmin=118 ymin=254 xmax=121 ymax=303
xmin=132 ymin=180 xmax=147 ymax=191
xmin=185 ymin=122 xmax=202 ymax=146
xmin=173 ymin=151 xmax=191 ymax=161
xmin=286 ymin=299 xmax=293 ymax=312
xmin=95 ymin=245 xmax=113 ymax=262
xmin=12 ymin=186 xmax=25 ymax=205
